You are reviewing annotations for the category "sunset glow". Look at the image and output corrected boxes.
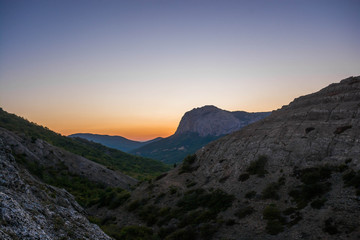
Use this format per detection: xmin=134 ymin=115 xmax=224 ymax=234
xmin=1 ymin=0 xmax=359 ymax=140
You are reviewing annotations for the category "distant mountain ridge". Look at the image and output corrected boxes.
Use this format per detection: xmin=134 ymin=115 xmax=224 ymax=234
xmin=131 ymin=106 xmax=271 ymax=163
xmin=69 ymin=133 xmax=162 ymax=152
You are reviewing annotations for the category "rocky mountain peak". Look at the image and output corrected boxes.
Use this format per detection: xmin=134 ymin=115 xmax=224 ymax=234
xmin=174 ymin=105 xmax=270 ymax=137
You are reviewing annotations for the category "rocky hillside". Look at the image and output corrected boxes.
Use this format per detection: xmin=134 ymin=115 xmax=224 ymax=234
xmin=106 ymin=76 xmax=360 ymax=239
xmin=0 ymin=127 xmax=137 ymax=190
xmin=131 ymin=106 xmax=270 ymax=164
xmin=175 ymin=105 xmax=270 ymax=137
xmin=0 ymin=108 xmax=170 ymax=179
xmin=69 ymin=133 xmax=162 ymax=153
xmin=0 ymin=137 xmax=111 ymax=240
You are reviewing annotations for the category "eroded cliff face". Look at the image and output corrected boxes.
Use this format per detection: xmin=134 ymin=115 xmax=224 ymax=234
xmin=194 ymin=76 xmax=360 ymax=190
xmin=0 ymin=138 xmax=111 ymax=240
xmin=113 ymin=76 xmax=360 ymax=240
xmin=174 ymin=105 xmax=270 ymax=137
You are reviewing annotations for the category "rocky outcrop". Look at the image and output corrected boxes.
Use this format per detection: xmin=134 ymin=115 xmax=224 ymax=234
xmin=0 ymin=127 xmax=137 ymax=190
xmin=0 ymin=137 xmax=111 ymax=240
xmin=116 ymin=76 xmax=360 ymax=240
xmin=131 ymin=106 xmax=270 ymax=163
xmin=174 ymin=105 xmax=270 ymax=137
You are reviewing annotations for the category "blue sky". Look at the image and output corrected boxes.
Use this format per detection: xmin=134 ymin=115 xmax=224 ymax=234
xmin=0 ymin=0 xmax=359 ymax=140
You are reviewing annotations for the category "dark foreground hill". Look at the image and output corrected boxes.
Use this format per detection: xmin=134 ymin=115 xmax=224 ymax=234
xmin=0 ymin=137 xmax=112 ymax=239
xmin=0 ymin=108 xmax=170 ymax=179
xmin=98 ymin=76 xmax=360 ymax=239
xmin=69 ymin=133 xmax=162 ymax=152
xmin=131 ymin=106 xmax=270 ymax=164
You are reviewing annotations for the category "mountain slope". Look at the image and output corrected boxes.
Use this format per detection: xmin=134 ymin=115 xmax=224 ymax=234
xmin=131 ymin=132 xmax=220 ymax=165
xmin=0 ymin=108 xmax=170 ymax=179
xmin=105 ymin=76 xmax=360 ymax=239
xmin=69 ymin=133 xmax=162 ymax=152
xmin=0 ymin=137 xmax=112 ymax=240
xmin=131 ymin=106 xmax=270 ymax=164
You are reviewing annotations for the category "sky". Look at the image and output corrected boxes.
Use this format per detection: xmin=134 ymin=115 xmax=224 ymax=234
xmin=0 ymin=0 xmax=359 ymax=141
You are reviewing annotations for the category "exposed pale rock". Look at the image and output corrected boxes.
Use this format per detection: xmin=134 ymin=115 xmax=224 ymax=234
xmin=0 ymin=138 xmax=112 ymax=240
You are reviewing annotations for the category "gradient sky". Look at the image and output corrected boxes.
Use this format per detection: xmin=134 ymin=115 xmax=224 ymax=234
xmin=0 ymin=0 xmax=359 ymax=141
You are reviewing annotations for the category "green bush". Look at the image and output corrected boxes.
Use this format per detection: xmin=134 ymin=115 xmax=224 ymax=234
xmin=138 ymin=205 xmax=160 ymax=226
xmin=263 ymin=204 xmax=285 ymax=235
xmin=299 ymin=167 xmax=332 ymax=184
xmin=169 ymin=186 xmax=178 ymax=195
xmin=235 ymin=206 xmax=254 ymax=219
xmin=263 ymin=204 xmax=283 ymax=221
xmin=177 ymin=188 xmax=234 ymax=214
xmin=127 ymin=199 xmax=149 ymax=212
xmin=179 ymin=154 xmax=197 ymax=174
xmin=247 ymin=155 xmax=268 ymax=177
xmin=261 ymin=182 xmax=280 ymax=200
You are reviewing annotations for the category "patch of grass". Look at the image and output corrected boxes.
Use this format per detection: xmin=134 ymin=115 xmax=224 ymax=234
xmin=247 ymin=155 xmax=268 ymax=177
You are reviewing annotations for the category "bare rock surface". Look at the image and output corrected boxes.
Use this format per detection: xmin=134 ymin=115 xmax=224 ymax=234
xmin=0 ymin=137 xmax=112 ymax=240
xmin=174 ymin=105 xmax=270 ymax=137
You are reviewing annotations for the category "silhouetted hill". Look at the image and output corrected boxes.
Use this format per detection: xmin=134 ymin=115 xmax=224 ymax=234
xmin=69 ymin=133 xmax=162 ymax=152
